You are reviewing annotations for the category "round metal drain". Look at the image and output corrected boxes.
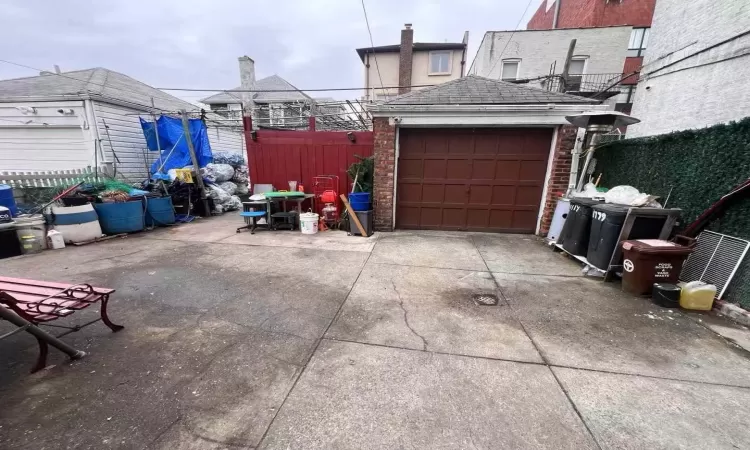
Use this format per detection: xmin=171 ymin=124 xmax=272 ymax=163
xmin=472 ymin=293 xmax=499 ymax=306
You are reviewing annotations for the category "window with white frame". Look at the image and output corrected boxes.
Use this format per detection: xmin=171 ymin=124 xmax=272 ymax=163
xmin=628 ymin=27 xmax=650 ymax=57
xmin=429 ymin=51 xmax=452 ymax=75
xmin=567 ymin=57 xmax=587 ymax=90
xmin=500 ymin=59 xmax=521 ymax=81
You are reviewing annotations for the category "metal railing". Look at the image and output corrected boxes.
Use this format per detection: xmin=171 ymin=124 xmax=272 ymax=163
xmin=543 ymin=73 xmax=625 ymax=94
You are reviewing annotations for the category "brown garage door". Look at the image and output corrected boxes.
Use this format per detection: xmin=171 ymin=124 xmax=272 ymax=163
xmin=396 ymin=127 xmax=553 ymax=233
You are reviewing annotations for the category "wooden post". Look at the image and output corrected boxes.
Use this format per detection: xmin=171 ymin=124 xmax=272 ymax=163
xmin=560 ymin=39 xmax=577 ymax=93
xmin=151 ymin=97 xmax=162 ymax=175
xmin=340 ymin=194 xmax=368 ymax=237
xmin=180 ymin=109 xmax=210 ymax=216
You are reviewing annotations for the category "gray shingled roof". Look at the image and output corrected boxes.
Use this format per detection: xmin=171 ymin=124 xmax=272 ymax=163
xmin=0 ymin=68 xmax=196 ymax=111
xmin=200 ymin=75 xmax=312 ymax=105
xmin=385 ymin=75 xmax=599 ymax=105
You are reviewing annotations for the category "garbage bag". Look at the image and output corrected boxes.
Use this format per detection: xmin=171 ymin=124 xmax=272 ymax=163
xmin=223 ymin=195 xmax=242 ymax=212
xmin=212 ymin=152 xmax=245 ymax=167
xmin=206 ymin=163 xmax=234 ymax=182
xmin=604 ymin=185 xmax=641 ymax=205
xmin=200 ymin=165 xmax=217 ymax=183
xmin=218 ymin=181 xmax=237 ymax=196
xmin=206 ymin=184 xmax=231 ymax=204
xmin=235 ymin=183 xmax=249 ymax=195
xmin=571 ymin=182 xmax=600 ymax=198
xmin=232 ymin=165 xmax=249 ymax=184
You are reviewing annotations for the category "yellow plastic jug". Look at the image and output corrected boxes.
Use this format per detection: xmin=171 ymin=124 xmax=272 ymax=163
xmin=679 ymin=281 xmax=717 ymax=311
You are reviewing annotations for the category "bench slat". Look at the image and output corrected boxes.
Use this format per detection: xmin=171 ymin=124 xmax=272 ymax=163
xmin=0 ymin=277 xmax=115 ymax=294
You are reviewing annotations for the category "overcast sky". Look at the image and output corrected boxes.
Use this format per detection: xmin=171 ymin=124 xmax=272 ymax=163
xmin=0 ymin=0 xmax=542 ymax=101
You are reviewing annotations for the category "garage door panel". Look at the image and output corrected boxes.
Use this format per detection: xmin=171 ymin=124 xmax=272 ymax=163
xmin=423 ymin=159 xmax=446 ymax=178
xmin=492 ymin=186 xmax=516 ymax=205
xmin=516 ymin=186 xmax=544 ymax=206
xmin=519 ymin=160 xmax=548 ymax=182
xmin=469 ymin=185 xmax=492 ymax=205
xmin=399 ymin=183 xmax=423 ymax=202
xmin=471 ymin=159 xmax=496 ymax=179
xmin=495 ymin=161 xmax=521 ymax=181
xmin=396 ymin=127 xmax=552 ymax=233
xmin=399 ymin=159 xmax=423 ymax=178
xmin=444 ymin=185 xmax=468 ymax=203
xmin=446 ymin=159 xmax=471 ymax=179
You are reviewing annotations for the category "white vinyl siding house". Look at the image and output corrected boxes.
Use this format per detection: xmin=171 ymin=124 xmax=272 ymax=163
xmin=0 ymin=68 xmax=246 ymax=181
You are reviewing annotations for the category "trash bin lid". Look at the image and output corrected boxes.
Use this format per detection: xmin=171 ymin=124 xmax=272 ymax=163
xmin=622 ymin=239 xmax=694 ymax=255
xmin=570 ymin=197 xmax=603 ymax=207
xmin=592 ymin=203 xmax=630 ymax=218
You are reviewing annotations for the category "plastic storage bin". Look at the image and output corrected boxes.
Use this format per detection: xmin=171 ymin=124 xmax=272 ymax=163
xmin=621 ymin=238 xmax=695 ymax=295
xmin=94 ymin=201 xmax=145 ymax=234
xmin=561 ymin=198 xmax=602 ymax=256
xmin=348 ymin=193 xmax=371 ymax=212
xmin=586 ymin=204 xmax=629 ymax=270
xmin=144 ymin=196 xmax=176 ymax=227
xmin=679 ymin=281 xmax=716 ymax=311
xmin=349 ymin=210 xmax=373 ymax=236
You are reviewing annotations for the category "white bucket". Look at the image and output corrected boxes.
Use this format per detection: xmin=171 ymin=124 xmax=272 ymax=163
xmin=300 ymin=212 xmax=319 ymax=235
xmin=14 ymin=215 xmax=47 ymax=253
xmin=50 ymin=204 xmax=102 ymax=244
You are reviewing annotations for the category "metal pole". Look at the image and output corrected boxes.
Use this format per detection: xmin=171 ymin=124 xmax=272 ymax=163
xmin=560 ymin=39 xmax=577 ymax=93
xmin=0 ymin=307 xmax=85 ymax=360
xmin=151 ymin=97 xmax=162 ymax=176
xmin=180 ymin=109 xmax=210 ymax=216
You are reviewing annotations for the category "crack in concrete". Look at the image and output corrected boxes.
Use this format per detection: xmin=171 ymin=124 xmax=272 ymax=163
xmin=391 ymin=280 xmax=428 ymax=351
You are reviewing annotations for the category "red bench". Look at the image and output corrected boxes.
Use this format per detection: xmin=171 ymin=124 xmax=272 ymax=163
xmin=0 ymin=276 xmax=123 ymax=373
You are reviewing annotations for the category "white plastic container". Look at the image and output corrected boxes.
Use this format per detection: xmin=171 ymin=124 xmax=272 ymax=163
xmin=14 ymin=215 xmax=47 ymax=253
xmin=680 ymin=281 xmax=717 ymax=311
xmin=300 ymin=211 xmax=319 ymax=235
xmin=47 ymin=229 xmax=66 ymax=249
xmin=50 ymin=204 xmax=102 ymax=244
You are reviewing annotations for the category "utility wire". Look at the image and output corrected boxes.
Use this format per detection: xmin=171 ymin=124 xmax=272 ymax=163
xmin=485 ymin=0 xmax=535 ymax=78
xmin=155 ymin=84 xmax=436 ymax=93
xmin=360 ymin=0 xmax=385 ymax=98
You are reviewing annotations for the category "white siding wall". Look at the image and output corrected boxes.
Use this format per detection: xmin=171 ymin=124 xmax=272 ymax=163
xmin=627 ymin=0 xmax=750 ymax=137
xmin=470 ymin=27 xmax=632 ymax=82
xmin=93 ymin=101 xmax=247 ymax=182
xmin=0 ymin=101 xmax=93 ymax=171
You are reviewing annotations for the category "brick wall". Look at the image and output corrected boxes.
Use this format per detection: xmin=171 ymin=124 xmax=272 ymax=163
xmin=373 ymin=117 xmax=396 ymax=231
xmin=527 ymin=0 xmax=655 ymax=30
xmin=538 ymin=125 xmax=577 ymax=236
xmin=398 ymin=26 xmax=414 ymax=95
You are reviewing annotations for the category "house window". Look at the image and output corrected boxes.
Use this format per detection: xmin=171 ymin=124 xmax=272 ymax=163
xmin=628 ymin=27 xmax=649 ymax=57
xmin=429 ymin=51 xmax=452 ymax=75
xmin=501 ymin=59 xmax=521 ymax=81
xmin=567 ymin=57 xmax=587 ymax=90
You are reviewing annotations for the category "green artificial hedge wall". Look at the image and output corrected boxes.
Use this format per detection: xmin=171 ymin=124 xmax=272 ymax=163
xmin=596 ymin=117 xmax=750 ymax=307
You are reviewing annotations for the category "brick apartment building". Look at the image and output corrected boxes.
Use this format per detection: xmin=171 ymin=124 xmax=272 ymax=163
xmin=527 ymin=0 xmax=656 ymax=112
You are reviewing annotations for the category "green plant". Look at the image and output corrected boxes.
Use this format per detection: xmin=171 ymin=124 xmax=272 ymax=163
xmin=347 ymin=155 xmax=374 ymax=194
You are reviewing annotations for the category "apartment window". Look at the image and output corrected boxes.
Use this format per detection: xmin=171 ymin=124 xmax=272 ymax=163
xmin=500 ymin=59 xmax=521 ymax=81
xmin=429 ymin=51 xmax=452 ymax=75
xmin=567 ymin=57 xmax=587 ymax=90
xmin=628 ymin=27 xmax=650 ymax=57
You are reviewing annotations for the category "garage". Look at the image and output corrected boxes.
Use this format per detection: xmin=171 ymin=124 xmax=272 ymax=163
xmin=370 ymin=75 xmax=603 ymax=234
xmin=396 ymin=127 xmax=553 ymax=233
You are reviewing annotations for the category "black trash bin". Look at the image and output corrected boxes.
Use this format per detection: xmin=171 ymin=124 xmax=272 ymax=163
xmin=587 ymin=203 xmax=629 ymax=270
xmin=561 ymin=198 xmax=602 ymax=256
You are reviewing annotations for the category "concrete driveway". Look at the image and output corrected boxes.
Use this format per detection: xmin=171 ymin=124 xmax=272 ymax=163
xmin=1 ymin=214 xmax=750 ymax=449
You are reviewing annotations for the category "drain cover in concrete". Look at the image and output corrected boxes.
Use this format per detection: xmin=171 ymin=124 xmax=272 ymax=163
xmin=472 ymin=293 xmax=499 ymax=306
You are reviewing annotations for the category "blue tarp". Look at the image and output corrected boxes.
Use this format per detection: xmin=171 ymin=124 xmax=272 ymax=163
xmin=140 ymin=116 xmax=212 ymax=175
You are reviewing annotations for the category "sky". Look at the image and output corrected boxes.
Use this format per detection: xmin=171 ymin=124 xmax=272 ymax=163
xmin=0 ymin=0 xmax=542 ymax=102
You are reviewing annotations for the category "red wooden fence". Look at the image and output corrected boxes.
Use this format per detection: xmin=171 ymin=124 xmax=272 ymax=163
xmin=243 ymin=117 xmax=374 ymax=198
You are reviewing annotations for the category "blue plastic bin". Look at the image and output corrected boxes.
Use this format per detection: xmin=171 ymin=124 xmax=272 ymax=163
xmin=144 ymin=196 xmax=176 ymax=227
xmin=0 ymin=184 xmax=18 ymax=217
xmin=348 ymin=192 xmax=371 ymax=212
xmin=94 ymin=201 xmax=144 ymax=234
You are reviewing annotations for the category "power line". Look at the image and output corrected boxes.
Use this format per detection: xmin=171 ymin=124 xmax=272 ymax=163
xmin=155 ymin=83 xmax=437 ymax=93
xmin=360 ymin=0 xmax=386 ymax=98
xmin=486 ymin=0 xmax=535 ymax=78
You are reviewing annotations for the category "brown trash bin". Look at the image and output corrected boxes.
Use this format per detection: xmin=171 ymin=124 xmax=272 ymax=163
xmin=621 ymin=237 xmax=695 ymax=296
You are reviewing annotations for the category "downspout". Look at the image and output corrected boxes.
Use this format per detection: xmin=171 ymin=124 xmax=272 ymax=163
xmin=553 ymin=0 xmax=561 ymax=29
xmin=365 ymin=53 xmax=371 ymax=101
xmin=568 ymin=127 xmax=586 ymax=195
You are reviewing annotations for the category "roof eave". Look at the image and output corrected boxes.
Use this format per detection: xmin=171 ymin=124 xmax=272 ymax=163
xmin=368 ymin=103 xmax=604 ymax=115
xmin=0 ymin=93 xmax=91 ymax=103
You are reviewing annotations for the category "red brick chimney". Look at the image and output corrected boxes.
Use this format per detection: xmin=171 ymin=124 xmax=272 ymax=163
xmin=398 ymin=23 xmax=414 ymax=94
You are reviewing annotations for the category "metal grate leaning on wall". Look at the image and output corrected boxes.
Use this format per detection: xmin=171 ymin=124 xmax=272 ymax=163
xmin=680 ymin=231 xmax=750 ymax=299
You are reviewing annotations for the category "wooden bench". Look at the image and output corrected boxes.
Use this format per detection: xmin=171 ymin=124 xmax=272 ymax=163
xmin=0 ymin=277 xmax=123 ymax=373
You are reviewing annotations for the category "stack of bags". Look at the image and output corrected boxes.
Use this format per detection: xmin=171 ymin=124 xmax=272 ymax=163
xmin=202 ymin=153 xmax=250 ymax=214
